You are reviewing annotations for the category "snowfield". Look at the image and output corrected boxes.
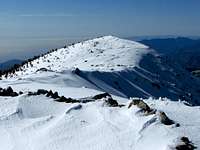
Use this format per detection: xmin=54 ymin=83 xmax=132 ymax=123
xmin=0 ymin=36 xmax=200 ymax=150
xmin=0 ymin=95 xmax=199 ymax=150
xmin=10 ymin=36 xmax=150 ymax=73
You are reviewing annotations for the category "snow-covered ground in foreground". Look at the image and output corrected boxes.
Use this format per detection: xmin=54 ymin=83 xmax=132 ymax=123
xmin=0 ymin=94 xmax=199 ymax=150
xmin=0 ymin=36 xmax=200 ymax=150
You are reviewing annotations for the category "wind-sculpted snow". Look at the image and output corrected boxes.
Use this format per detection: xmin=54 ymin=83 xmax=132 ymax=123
xmin=0 ymin=94 xmax=198 ymax=150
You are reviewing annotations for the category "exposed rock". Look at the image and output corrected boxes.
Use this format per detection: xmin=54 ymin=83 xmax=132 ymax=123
xmin=0 ymin=86 xmax=19 ymax=97
xmin=92 ymin=93 xmax=111 ymax=100
xmin=29 ymin=89 xmax=60 ymax=100
xmin=28 ymin=89 xmax=49 ymax=96
xmin=47 ymin=90 xmax=53 ymax=97
xmin=72 ymin=68 xmax=81 ymax=75
xmin=128 ymin=99 xmax=150 ymax=110
xmin=128 ymin=99 xmax=156 ymax=115
xmin=175 ymin=123 xmax=180 ymax=127
xmin=26 ymin=89 xmax=79 ymax=103
xmin=7 ymin=86 xmax=13 ymax=93
xmin=37 ymin=89 xmax=49 ymax=95
xmin=52 ymin=92 xmax=59 ymax=99
xmin=19 ymin=91 xmax=23 ymax=95
xmin=26 ymin=89 xmax=119 ymax=106
xmin=104 ymin=97 xmax=119 ymax=107
xmin=158 ymin=111 xmax=175 ymax=125
xmin=56 ymin=96 xmax=78 ymax=103
xmin=91 ymin=93 xmax=119 ymax=107
xmin=9 ymin=92 xmax=19 ymax=97
xmin=28 ymin=91 xmax=35 ymax=96
xmin=175 ymin=137 xmax=197 ymax=150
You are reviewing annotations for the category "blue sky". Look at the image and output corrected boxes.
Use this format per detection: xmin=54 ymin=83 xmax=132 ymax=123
xmin=0 ymin=0 xmax=200 ymax=62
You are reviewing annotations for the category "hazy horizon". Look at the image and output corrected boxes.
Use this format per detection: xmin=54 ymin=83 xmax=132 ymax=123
xmin=1 ymin=34 xmax=200 ymax=63
xmin=1 ymin=0 xmax=200 ymax=62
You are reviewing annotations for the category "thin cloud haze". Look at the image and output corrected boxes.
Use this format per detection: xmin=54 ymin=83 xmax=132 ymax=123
xmin=18 ymin=13 xmax=81 ymax=17
xmin=0 ymin=0 xmax=200 ymax=62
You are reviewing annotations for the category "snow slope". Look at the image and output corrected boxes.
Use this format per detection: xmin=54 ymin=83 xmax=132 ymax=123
xmin=9 ymin=36 xmax=149 ymax=73
xmin=2 ymin=36 xmax=200 ymax=104
xmin=0 ymin=94 xmax=199 ymax=150
xmin=0 ymin=36 xmax=200 ymax=150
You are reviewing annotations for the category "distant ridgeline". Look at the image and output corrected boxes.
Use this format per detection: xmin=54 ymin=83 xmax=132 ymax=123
xmin=0 ymin=59 xmax=23 ymax=78
xmin=0 ymin=37 xmax=101 ymax=79
xmin=0 ymin=42 xmax=77 ymax=79
xmin=0 ymin=59 xmax=23 ymax=71
xmin=0 ymin=49 xmax=57 ymax=78
xmin=1 ymin=37 xmax=200 ymax=79
xmin=138 ymin=37 xmax=200 ymax=73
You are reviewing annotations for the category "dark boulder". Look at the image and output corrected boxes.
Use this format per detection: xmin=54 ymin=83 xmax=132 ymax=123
xmin=92 ymin=93 xmax=111 ymax=100
xmin=0 ymin=86 xmax=19 ymax=97
xmin=128 ymin=99 xmax=156 ymax=115
xmin=104 ymin=97 xmax=118 ymax=107
xmin=19 ymin=91 xmax=23 ymax=95
xmin=129 ymin=100 xmax=150 ymax=111
xmin=72 ymin=68 xmax=81 ymax=75
xmin=37 ymin=89 xmax=48 ymax=95
xmin=56 ymin=96 xmax=78 ymax=103
xmin=158 ymin=111 xmax=175 ymax=125
xmin=47 ymin=90 xmax=53 ymax=97
xmin=7 ymin=86 xmax=13 ymax=93
xmin=52 ymin=92 xmax=59 ymax=99
xmin=28 ymin=91 xmax=35 ymax=96
xmin=176 ymin=137 xmax=197 ymax=150
xmin=9 ymin=92 xmax=19 ymax=97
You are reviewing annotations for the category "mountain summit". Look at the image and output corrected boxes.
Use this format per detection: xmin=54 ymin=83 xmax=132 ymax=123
xmin=2 ymin=36 xmax=200 ymax=104
xmin=12 ymin=36 xmax=150 ymax=74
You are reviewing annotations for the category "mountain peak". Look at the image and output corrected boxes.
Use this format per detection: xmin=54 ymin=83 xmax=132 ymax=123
xmin=90 ymin=35 xmax=149 ymax=49
xmin=3 ymin=36 xmax=200 ymax=105
xmin=9 ymin=36 xmax=151 ymax=77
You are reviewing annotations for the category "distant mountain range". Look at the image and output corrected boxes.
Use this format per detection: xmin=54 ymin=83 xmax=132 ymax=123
xmin=0 ymin=59 xmax=23 ymax=71
xmin=137 ymin=37 xmax=200 ymax=72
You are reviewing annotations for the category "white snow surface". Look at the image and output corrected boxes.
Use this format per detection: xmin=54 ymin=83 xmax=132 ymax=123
xmin=12 ymin=36 xmax=150 ymax=75
xmin=0 ymin=95 xmax=199 ymax=150
xmin=0 ymin=36 xmax=200 ymax=150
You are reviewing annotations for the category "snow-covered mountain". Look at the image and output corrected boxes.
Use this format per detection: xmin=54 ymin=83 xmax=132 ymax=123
xmin=1 ymin=36 xmax=200 ymax=104
xmin=0 ymin=36 xmax=199 ymax=150
xmin=139 ymin=37 xmax=200 ymax=71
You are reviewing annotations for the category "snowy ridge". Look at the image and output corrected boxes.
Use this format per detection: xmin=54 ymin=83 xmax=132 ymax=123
xmin=10 ymin=36 xmax=150 ymax=76
xmin=2 ymin=36 xmax=200 ymax=104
